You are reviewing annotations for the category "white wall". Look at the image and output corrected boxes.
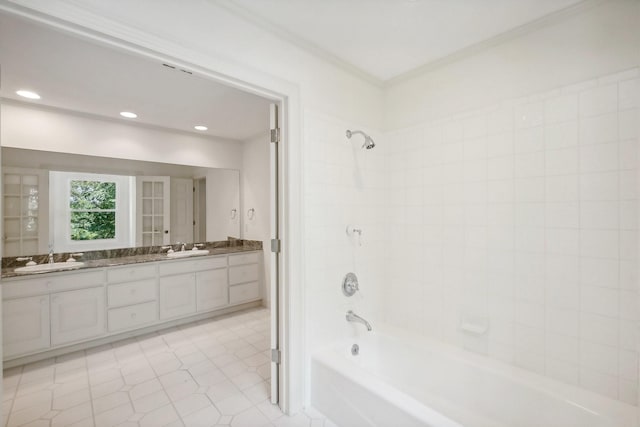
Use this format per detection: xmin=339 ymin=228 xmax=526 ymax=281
xmin=241 ymin=133 xmax=271 ymax=307
xmin=0 ymin=0 xmax=382 ymax=411
xmin=1 ymin=102 xmax=243 ymax=170
xmin=205 ymin=169 xmax=241 ymax=242
xmin=385 ymin=0 xmax=640 ymax=130
xmin=0 ymin=0 xmax=385 ymax=413
xmin=385 ymin=69 xmax=639 ymax=403
xmin=382 ymin=0 xmax=640 ymax=405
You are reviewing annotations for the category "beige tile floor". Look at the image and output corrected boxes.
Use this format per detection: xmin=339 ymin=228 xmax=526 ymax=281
xmin=2 ymin=307 xmax=331 ymax=427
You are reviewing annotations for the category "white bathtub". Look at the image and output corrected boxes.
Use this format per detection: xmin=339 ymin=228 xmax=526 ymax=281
xmin=311 ymin=325 xmax=638 ymax=427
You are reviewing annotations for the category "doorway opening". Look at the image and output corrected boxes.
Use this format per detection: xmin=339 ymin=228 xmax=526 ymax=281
xmin=0 ymin=9 xmax=288 ymax=421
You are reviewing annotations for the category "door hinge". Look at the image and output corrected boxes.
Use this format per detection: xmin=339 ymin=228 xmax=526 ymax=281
xmin=270 ymin=128 xmax=280 ymax=144
xmin=271 ymin=349 xmax=281 ymax=364
xmin=270 ymin=238 xmax=281 ymax=253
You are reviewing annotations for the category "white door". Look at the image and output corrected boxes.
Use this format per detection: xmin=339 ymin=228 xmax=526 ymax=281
xmin=196 ymin=269 xmax=228 ymax=311
xmin=159 ymin=274 xmax=196 ymax=319
xmin=3 ymin=295 xmax=50 ymax=358
xmin=193 ymin=178 xmax=207 ymax=241
xmin=2 ymin=167 xmax=48 ymax=257
xmin=51 ymin=287 xmax=105 ymax=346
xmin=269 ymin=103 xmax=280 ymax=404
xmin=136 ymin=176 xmax=170 ymax=246
xmin=170 ymin=178 xmax=194 ymax=244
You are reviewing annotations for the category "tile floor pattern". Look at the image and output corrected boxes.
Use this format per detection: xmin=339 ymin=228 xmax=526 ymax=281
xmin=2 ymin=308 xmax=333 ymax=427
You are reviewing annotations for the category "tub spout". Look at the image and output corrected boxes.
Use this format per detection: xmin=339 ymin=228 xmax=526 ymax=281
xmin=346 ymin=310 xmax=372 ymax=331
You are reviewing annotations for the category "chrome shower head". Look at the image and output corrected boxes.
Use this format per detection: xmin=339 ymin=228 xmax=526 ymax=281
xmin=346 ymin=129 xmax=375 ymax=150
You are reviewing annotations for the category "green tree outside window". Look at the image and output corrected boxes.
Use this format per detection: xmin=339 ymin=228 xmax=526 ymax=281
xmin=70 ymin=180 xmax=116 ymax=240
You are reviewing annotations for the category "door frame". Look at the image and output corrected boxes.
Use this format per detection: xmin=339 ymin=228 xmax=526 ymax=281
xmin=0 ymin=2 xmax=306 ymax=415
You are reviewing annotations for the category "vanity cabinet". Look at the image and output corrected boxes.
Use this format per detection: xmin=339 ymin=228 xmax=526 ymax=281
xmin=2 ymin=295 xmax=50 ymax=358
xmin=159 ymin=274 xmax=197 ymax=319
xmin=196 ymin=268 xmax=228 ymax=311
xmin=2 ymin=250 xmax=262 ymax=362
xmin=108 ymin=301 xmax=158 ymax=332
xmin=51 ymin=287 xmax=105 ymax=346
xmin=106 ymin=264 xmax=159 ymax=332
xmin=158 ymin=256 xmax=230 ymax=317
xmin=228 ymin=253 xmax=261 ymax=304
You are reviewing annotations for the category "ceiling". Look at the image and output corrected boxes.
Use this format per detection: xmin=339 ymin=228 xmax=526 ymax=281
xmin=0 ymin=0 xmax=589 ymax=130
xmin=225 ymin=0 xmax=586 ymax=82
xmin=0 ymin=13 xmax=272 ymax=141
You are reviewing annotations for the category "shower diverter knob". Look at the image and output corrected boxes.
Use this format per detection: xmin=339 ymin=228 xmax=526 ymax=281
xmin=342 ymin=272 xmax=359 ymax=297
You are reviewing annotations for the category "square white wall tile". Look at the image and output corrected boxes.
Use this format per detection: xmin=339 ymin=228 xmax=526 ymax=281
xmin=579 ymin=84 xmax=618 ymax=117
xmin=381 ymin=69 xmax=639 ymax=405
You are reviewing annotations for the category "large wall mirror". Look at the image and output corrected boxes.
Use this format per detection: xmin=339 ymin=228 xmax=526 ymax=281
xmin=2 ymin=147 xmax=241 ymax=257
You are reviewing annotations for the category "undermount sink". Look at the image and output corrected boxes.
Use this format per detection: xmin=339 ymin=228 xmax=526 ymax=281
xmin=166 ymin=249 xmax=210 ymax=258
xmin=14 ymin=261 xmax=86 ymax=274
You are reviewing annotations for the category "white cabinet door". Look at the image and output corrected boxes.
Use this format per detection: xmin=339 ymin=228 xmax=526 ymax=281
xmin=196 ymin=269 xmax=228 ymax=312
xmin=3 ymin=295 xmax=50 ymax=358
xmin=51 ymin=287 xmax=105 ymax=346
xmin=159 ymin=274 xmax=196 ymax=319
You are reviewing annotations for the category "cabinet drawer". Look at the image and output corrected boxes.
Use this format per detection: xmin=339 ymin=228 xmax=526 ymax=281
xmin=158 ymin=256 xmax=226 ymax=276
xmin=108 ymin=301 xmax=158 ymax=332
xmin=229 ymin=282 xmax=260 ymax=304
xmin=3 ymin=269 xmax=105 ymax=299
xmin=107 ymin=264 xmax=156 ymax=284
xmin=107 ymin=279 xmax=156 ymax=308
xmin=228 ymin=252 xmax=260 ymax=266
xmin=229 ymin=264 xmax=259 ymax=285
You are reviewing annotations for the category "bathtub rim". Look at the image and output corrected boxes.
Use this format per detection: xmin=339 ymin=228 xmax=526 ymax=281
xmin=314 ymin=322 xmax=638 ymax=427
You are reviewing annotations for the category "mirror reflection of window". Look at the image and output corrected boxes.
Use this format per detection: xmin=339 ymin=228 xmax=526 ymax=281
xmin=50 ymin=171 xmax=132 ymax=252
xmin=2 ymin=149 xmax=243 ymax=256
xmin=69 ymin=180 xmax=117 ymax=241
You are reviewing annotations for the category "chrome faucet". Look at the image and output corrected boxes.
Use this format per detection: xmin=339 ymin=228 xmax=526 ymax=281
xmin=346 ymin=310 xmax=372 ymax=331
xmin=48 ymin=247 xmax=54 ymax=264
xmin=176 ymin=242 xmax=186 ymax=252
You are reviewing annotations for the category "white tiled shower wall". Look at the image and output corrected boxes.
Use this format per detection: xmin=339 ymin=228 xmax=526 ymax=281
xmin=303 ymin=111 xmax=387 ymax=356
xmin=384 ymin=68 xmax=640 ymax=404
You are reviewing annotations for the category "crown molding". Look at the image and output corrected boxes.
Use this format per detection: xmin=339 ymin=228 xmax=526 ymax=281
xmin=384 ymin=0 xmax=608 ymax=87
xmin=218 ymin=0 xmax=608 ymax=89
xmin=214 ymin=0 xmax=385 ymax=88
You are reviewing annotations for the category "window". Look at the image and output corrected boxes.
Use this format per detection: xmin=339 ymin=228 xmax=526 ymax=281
xmin=50 ymin=171 xmax=134 ymax=252
xmin=69 ymin=180 xmax=116 ymax=240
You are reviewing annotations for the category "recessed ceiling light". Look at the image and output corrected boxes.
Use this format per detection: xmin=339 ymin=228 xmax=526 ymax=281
xmin=16 ymin=90 xmax=41 ymax=100
xmin=120 ymin=111 xmax=137 ymax=119
xmin=194 ymin=125 xmax=208 ymax=131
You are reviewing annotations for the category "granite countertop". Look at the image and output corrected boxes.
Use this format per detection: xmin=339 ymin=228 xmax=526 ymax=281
xmin=2 ymin=240 xmax=262 ymax=279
